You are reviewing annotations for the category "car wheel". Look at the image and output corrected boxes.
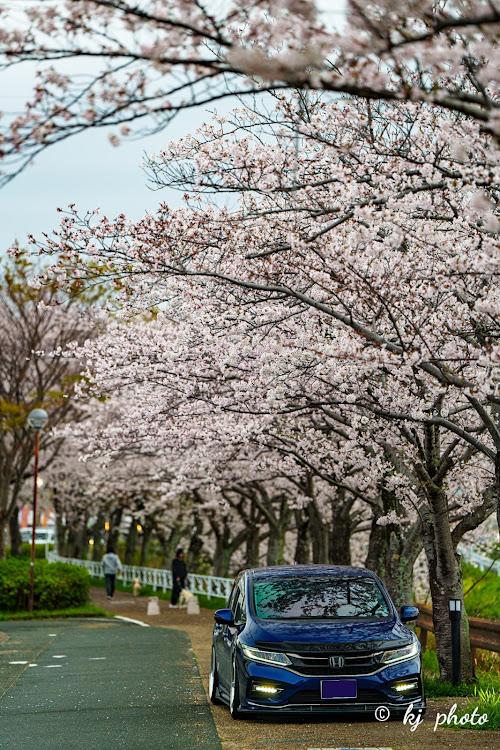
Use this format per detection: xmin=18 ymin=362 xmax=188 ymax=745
xmin=229 ymin=656 xmax=242 ymax=719
xmin=209 ymin=646 xmax=222 ymax=705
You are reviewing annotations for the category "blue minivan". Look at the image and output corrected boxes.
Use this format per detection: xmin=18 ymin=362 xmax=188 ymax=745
xmin=209 ymin=565 xmax=425 ymax=718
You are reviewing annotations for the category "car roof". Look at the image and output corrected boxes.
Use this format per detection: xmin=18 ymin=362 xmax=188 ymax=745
xmin=249 ymin=565 xmax=377 ymax=581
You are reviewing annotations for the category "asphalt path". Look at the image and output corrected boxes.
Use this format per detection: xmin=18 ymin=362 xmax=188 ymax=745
xmin=0 ymin=618 xmax=222 ymax=750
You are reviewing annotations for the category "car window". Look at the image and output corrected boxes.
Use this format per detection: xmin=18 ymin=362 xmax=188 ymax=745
xmin=227 ymin=580 xmax=239 ymax=610
xmin=231 ymin=580 xmax=246 ymax=625
xmin=232 ymin=593 xmax=242 ymax=623
xmin=253 ymin=576 xmax=391 ymax=620
xmin=238 ymin=580 xmax=247 ymax=623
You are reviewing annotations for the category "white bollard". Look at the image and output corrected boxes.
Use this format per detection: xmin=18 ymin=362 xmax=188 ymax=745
xmin=147 ymin=596 xmax=160 ymax=615
xmin=187 ymin=596 xmax=200 ymax=615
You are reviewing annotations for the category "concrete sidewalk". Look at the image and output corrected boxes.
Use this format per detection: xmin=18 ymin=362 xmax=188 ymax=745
xmin=0 ymin=618 xmax=222 ymax=750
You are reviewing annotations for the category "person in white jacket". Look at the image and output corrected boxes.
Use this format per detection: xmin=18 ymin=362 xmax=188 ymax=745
xmin=102 ymin=544 xmax=123 ymax=599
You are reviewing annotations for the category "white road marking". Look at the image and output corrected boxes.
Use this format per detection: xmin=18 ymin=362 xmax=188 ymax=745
xmin=44 ymin=665 xmax=62 ymax=668
xmin=9 ymin=661 xmax=28 ymax=665
xmin=89 ymin=657 xmax=107 ymax=660
xmin=52 ymin=655 xmax=66 ymax=658
xmin=48 ymin=634 xmax=57 ymax=637
xmin=114 ymin=615 xmax=150 ymax=627
xmin=28 ymin=664 xmax=38 ymax=668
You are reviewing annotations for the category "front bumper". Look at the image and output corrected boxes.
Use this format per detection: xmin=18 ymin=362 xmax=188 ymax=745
xmin=237 ymin=653 xmax=425 ymax=714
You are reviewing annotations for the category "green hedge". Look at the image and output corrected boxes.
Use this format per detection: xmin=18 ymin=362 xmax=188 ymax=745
xmin=0 ymin=559 xmax=90 ymax=612
xmin=7 ymin=543 xmax=55 ymax=559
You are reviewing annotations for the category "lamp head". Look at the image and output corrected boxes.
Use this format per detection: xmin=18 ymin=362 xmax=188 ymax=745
xmin=28 ymin=408 xmax=49 ymax=431
xmin=448 ymin=598 xmax=462 ymax=620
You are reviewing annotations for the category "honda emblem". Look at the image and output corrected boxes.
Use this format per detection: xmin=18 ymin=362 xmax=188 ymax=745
xmin=329 ymin=655 xmax=345 ymax=668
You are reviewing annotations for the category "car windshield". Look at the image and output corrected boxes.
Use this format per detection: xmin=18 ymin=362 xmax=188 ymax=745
xmin=253 ymin=576 xmax=391 ymax=620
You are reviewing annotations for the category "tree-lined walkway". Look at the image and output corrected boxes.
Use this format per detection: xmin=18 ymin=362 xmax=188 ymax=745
xmin=0 ymin=618 xmax=221 ymax=750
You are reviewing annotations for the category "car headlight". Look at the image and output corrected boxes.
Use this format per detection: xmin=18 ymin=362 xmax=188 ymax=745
xmin=381 ymin=639 xmax=419 ymax=664
xmin=241 ymin=645 xmax=291 ymax=666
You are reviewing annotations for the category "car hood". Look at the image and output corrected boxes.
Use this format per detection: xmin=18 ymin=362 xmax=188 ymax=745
xmin=247 ymin=616 xmax=413 ymax=652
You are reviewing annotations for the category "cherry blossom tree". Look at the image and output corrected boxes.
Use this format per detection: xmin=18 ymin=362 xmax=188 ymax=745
xmin=0 ymin=250 xmax=101 ymax=558
xmin=1 ymin=0 xmax=500 ymax=185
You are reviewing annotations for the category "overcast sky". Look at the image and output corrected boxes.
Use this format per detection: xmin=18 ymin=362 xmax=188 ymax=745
xmin=0 ymin=1 xmax=345 ymax=252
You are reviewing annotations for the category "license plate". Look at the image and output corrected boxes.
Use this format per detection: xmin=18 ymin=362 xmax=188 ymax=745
xmin=320 ymin=679 xmax=357 ymax=699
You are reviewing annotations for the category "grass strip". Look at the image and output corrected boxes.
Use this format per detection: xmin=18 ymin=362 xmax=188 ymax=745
xmin=447 ymin=688 xmax=500 ymax=731
xmin=0 ymin=604 xmax=109 ymax=621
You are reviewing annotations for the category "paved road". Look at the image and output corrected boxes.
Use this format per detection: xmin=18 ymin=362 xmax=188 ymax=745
xmin=0 ymin=618 xmax=222 ymax=750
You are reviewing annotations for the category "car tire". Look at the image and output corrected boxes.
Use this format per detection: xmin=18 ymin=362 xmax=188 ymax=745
xmin=209 ymin=647 xmax=222 ymax=705
xmin=229 ymin=656 xmax=242 ymax=719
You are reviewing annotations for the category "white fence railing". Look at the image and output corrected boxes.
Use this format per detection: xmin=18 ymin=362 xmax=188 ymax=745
xmin=47 ymin=544 xmax=498 ymax=601
xmin=457 ymin=543 xmax=500 ymax=575
xmin=47 ymin=551 xmax=234 ymax=601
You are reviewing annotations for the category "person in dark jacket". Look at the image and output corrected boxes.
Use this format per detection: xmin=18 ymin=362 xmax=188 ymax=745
xmin=170 ymin=548 xmax=187 ymax=607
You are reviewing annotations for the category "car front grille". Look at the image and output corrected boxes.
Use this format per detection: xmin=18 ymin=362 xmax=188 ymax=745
xmin=285 ymin=650 xmax=384 ymax=676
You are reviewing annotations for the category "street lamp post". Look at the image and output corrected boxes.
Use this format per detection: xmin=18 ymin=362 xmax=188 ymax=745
xmin=27 ymin=408 xmax=48 ymax=612
xmin=449 ymin=598 xmax=462 ymax=685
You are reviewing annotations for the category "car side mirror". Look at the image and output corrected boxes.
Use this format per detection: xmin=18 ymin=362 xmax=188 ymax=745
xmin=214 ymin=608 xmax=234 ymax=626
xmin=400 ymin=605 xmax=419 ymax=623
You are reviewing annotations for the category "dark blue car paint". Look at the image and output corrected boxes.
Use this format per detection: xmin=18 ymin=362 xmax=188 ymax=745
xmin=211 ymin=565 xmax=425 ymax=717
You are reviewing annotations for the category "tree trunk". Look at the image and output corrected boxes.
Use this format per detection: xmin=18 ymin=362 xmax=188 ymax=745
xmin=293 ymin=509 xmax=310 ymax=564
xmin=245 ymin=524 xmax=260 ymax=568
xmin=187 ymin=516 xmax=204 ymax=573
xmin=109 ymin=507 xmax=122 ymax=549
xmin=56 ymin=516 xmax=66 ymax=556
xmin=80 ymin=524 xmax=91 ymax=559
xmin=66 ymin=527 xmax=82 ymax=559
xmin=266 ymin=498 xmax=290 ymax=566
xmin=266 ymin=527 xmax=281 ymax=566
xmin=65 ymin=521 xmax=89 ymax=560
xmin=496 ymin=453 xmax=500 ymax=540
xmin=0 ymin=488 xmax=11 ymax=558
xmin=329 ymin=490 xmax=352 ymax=565
xmin=52 ymin=492 xmax=66 ymax=555
xmin=328 ymin=527 xmax=351 ymax=565
xmin=210 ymin=515 xmax=246 ymax=577
xmin=9 ymin=507 xmax=22 ymax=557
xmin=421 ymin=485 xmax=473 ymax=682
xmin=365 ymin=488 xmax=421 ymax=610
xmin=426 ymin=542 xmax=472 ymax=682
xmin=244 ymin=500 xmax=262 ymax=568
xmin=0 ymin=516 xmax=6 ymax=559
xmin=158 ymin=518 xmax=185 ymax=569
xmin=124 ymin=522 xmax=138 ymax=565
xmin=92 ymin=513 xmax=106 ymax=561
xmin=307 ymin=502 xmax=329 ymax=563
xmin=212 ymin=537 xmax=232 ymax=577
xmin=384 ymin=529 xmax=417 ymax=611
xmin=365 ymin=508 xmax=387 ymax=575
xmin=139 ymin=523 xmax=153 ymax=566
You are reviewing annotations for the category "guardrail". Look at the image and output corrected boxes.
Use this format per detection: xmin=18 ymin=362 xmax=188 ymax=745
xmin=457 ymin=543 xmax=500 ymax=575
xmin=47 ymin=551 xmax=233 ymax=601
xmin=416 ymin=603 xmax=500 ymax=667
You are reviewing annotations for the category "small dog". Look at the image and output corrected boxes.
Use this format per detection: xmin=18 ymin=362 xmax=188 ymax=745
xmin=178 ymin=588 xmax=196 ymax=607
xmin=132 ymin=577 xmax=142 ymax=597
xmin=178 ymin=588 xmax=200 ymax=614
